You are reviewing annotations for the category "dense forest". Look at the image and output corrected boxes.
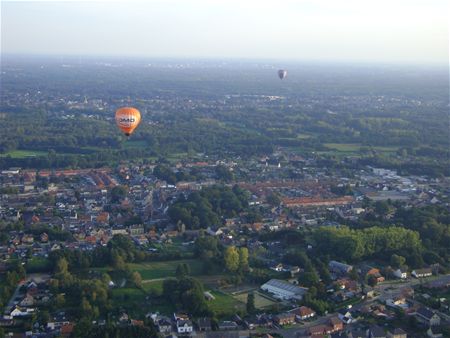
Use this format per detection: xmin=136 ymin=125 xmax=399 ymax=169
xmin=1 ymin=57 xmax=448 ymax=176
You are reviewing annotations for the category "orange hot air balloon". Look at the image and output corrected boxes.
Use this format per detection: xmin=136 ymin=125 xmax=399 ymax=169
xmin=115 ymin=107 xmax=141 ymax=137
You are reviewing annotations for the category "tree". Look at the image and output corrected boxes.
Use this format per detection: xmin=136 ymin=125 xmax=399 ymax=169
xmin=246 ymin=292 xmax=256 ymax=314
xmin=374 ymin=200 xmax=390 ymax=216
xmin=195 ymin=236 xmax=219 ymax=259
xmin=266 ymin=192 xmax=281 ymax=207
xmin=298 ymin=271 xmax=320 ymax=288
xmin=55 ymin=294 xmax=65 ymax=308
xmin=238 ymin=247 xmax=249 ymax=272
xmin=110 ymin=185 xmax=128 ymax=203
xmin=349 ymin=268 xmax=359 ymax=281
xmin=215 ymin=165 xmax=234 ymax=182
xmin=391 ymin=254 xmax=406 ymax=269
xmin=55 ymin=257 xmax=69 ymax=275
xmin=153 ymin=165 xmax=177 ymax=184
xmin=224 ymin=246 xmax=240 ymax=273
xmin=367 ymin=275 xmax=378 ymax=287
xmin=176 ymin=263 xmax=190 ymax=279
xmin=112 ymin=252 xmax=126 ymax=271
xmin=131 ymin=271 xmax=142 ymax=288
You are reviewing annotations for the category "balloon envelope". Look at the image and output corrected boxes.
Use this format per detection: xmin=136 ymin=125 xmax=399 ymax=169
xmin=115 ymin=107 xmax=141 ymax=136
xmin=278 ymin=69 xmax=287 ymax=80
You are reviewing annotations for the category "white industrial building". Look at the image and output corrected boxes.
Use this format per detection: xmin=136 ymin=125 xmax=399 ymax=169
xmin=261 ymin=279 xmax=308 ymax=300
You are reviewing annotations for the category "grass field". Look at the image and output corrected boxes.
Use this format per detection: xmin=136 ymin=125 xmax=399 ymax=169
xmin=142 ymin=280 xmax=164 ymax=295
xmin=323 ymin=143 xmax=398 ymax=153
xmin=25 ymin=257 xmax=51 ymax=273
xmin=122 ymin=140 xmax=148 ymax=149
xmin=296 ymin=133 xmax=312 ymax=139
xmin=129 ymin=259 xmax=204 ymax=280
xmin=0 ymin=150 xmax=48 ymax=158
xmin=323 ymin=143 xmax=362 ymax=152
xmin=208 ymin=290 xmax=245 ymax=316
xmin=233 ymin=291 xmax=278 ymax=309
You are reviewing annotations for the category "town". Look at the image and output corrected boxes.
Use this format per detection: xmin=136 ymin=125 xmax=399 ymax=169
xmin=0 ymin=148 xmax=449 ymax=337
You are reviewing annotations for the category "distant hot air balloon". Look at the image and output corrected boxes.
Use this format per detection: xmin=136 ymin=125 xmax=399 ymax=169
xmin=115 ymin=107 xmax=141 ymax=137
xmin=278 ymin=69 xmax=287 ymax=80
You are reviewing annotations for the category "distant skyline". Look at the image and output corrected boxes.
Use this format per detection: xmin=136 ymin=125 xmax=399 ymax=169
xmin=1 ymin=0 xmax=448 ymax=65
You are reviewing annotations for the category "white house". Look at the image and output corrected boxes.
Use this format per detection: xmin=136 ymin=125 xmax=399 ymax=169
xmin=338 ymin=309 xmax=354 ymax=324
xmin=393 ymin=269 xmax=408 ymax=279
xmin=415 ymin=307 xmax=440 ymax=327
xmin=261 ymin=279 xmax=308 ymax=300
xmin=10 ymin=306 xmax=34 ymax=317
xmin=412 ymin=268 xmax=432 ymax=278
xmin=177 ymin=320 xmax=193 ymax=334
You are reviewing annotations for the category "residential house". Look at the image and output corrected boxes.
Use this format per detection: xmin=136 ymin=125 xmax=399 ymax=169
xmin=415 ymin=307 xmax=440 ymax=326
xmin=40 ymin=233 xmax=49 ymax=243
xmin=361 ymin=266 xmax=385 ymax=283
xmin=329 ymin=260 xmax=353 ymax=276
xmin=368 ymin=325 xmax=387 ymax=338
xmin=338 ymin=309 xmax=354 ymax=324
xmin=393 ymin=269 xmax=408 ymax=279
xmin=156 ymin=317 xmax=173 ymax=333
xmin=197 ymin=317 xmax=211 ymax=332
xmin=245 ymin=314 xmax=272 ymax=330
xmin=271 ymin=263 xmax=284 ymax=272
xmin=387 ymin=328 xmax=407 ymax=338
xmin=261 ymin=279 xmax=308 ymax=300
xmin=274 ymin=312 xmax=295 ymax=326
xmin=290 ymin=306 xmax=316 ymax=321
xmin=10 ymin=306 xmax=34 ymax=317
xmin=348 ymin=329 xmax=368 ymax=338
xmin=308 ymin=324 xmax=332 ymax=336
xmin=412 ymin=268 xmax=432 ymax=278
xmin=218 ymin=321 xmax=238 ymax=331
xmin=0 ymin=318 xmax=14 ymax=327
xmin=129 ymin=224 xmax=145 ymax=237
xmin=176 ymin=319 xmax=194 ymax=334
xmin=329 ymin=317 xmax=343 ymax=332
xmin=363 ymin=286 xmax=376 ymax=299
xmin=131 ymin=319 xmax=144 ymax=327
xmin=21 ymin=234 xmax=34 ymax=244
xmin=19 ymin=295 xmax=34 ymax=307
xmin=427 ymin=326 xmax=444 ymax=338
xmin=60 ymin=322 xmax=75 ymax=337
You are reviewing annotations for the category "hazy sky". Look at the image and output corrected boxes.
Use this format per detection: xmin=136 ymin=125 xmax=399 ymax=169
xmin=1 ymin=0 xmax=448 ymax=64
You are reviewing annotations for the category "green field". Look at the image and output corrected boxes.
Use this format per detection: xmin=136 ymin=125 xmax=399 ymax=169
xmin=25 ymin=257 xmax=51 ymax=273
xmin=0 ymin=150 xmax=48 ymax=158
xmin=233 ymin=291 xmax=278 ymax=309
xmin=207 ymin=290 xmax=245 ymax=316
xmin=323 ymin=143 xmax=398 ymax=154
xmin=142 ymin=280 xmax=164 ymax=294
xmin=129 ymin=259 xmax=204 ymax=280
xmin=296 ymin=133 xmax=312 ymax=139
xmin=323 ymin=143 xmax=362 ymax=152
xmin=122 ymin=140 xmax=148 ymax=149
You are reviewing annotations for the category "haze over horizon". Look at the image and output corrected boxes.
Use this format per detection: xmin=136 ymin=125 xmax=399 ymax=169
xmin=1 ymin=0 xmax=448 ymax=66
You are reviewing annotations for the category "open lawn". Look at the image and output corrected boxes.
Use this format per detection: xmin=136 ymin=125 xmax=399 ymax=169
xmin=296 ymin=133 xmax=312 ymax=139
xmin=142 ymin=280 xmax=164 ymax=295
xmin=26 ymin=257 xmax=51 ymax=273
xmin=323 ymin=143 xmax=398 ymax=154
xmin=0 ymin=150 xmax=48 ymax=158
xmin=122 ymin=140 xmax=148 ymax=149
xmin=207 ymin=290 xmax=245 ymax=317
xmin=129 ymin=259 xmax=204 ymax=280
xmin=324 ymin=143 xmax=362 ymax=152
xmin=233 ymin=291 xmax=278 ymax=309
